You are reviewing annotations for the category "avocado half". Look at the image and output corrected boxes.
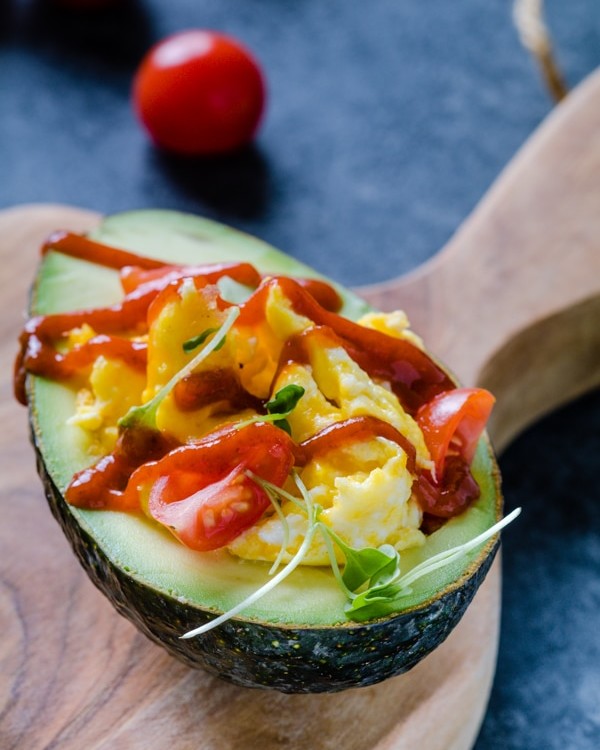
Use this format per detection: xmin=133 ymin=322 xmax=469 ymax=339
xmin=28 ymin=210 xmax=502 ymax=693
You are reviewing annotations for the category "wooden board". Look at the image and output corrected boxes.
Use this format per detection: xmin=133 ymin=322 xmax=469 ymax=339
xmin=2 ymin=64 xmax=600 ymax=748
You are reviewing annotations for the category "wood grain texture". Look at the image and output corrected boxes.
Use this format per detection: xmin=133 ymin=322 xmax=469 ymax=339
xmin=2 ymin=64 xmax=600 ymax=750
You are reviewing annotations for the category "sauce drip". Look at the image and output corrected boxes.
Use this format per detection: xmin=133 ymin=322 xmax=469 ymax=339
xmin=173 ymin=369 xmax=263 ymax=413
xmin=120 ymin=262 xmax=258 ymax=295
xmin=296 ymin=416 xmax=417 ymax=474
xmin=239 ymin=277 xmax=454 ymax=414
xmin=66 ymin=427 xmax=179 ymax=512
xmin=16 ymin=230 xmax=264 ymax=404
xmin=15 ymin=334 xmax=147 ymax=405
xmin=42 ymin=231 xmax=167 ymax=270
xmin=294 ymin=278 xmax=342 ymax=313
xmin=17 ymin=229 xmax=480 ymax=528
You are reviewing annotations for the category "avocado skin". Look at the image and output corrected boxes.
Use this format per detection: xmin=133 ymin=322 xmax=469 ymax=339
xmin=27 ymin=210 xmax=502 ymax=692
xmin=33 ymin=425 xmax=498 ymax=693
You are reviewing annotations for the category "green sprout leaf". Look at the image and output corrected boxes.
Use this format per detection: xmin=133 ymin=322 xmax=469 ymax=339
xmin=183 ymin=327 xmax=227 ymax=353
xmin=272 ymin=418 xmax=292 ymax=435
xmin=341 ymin=506 xmax=522 ymax=621
xmin=235 ymin=384 xmax=305 ymax=434
xmin=265 ymin=384 xmax=305 ymax=415
xmin=347 ymin=582 xmax=405 ymax=613
xmin=119 ymin=306 xmax=240 ymax=432
xmin=319 ymin=525 xmax=400 ymax=593
xmin=264 ymin=384 xmax=305 ymax=434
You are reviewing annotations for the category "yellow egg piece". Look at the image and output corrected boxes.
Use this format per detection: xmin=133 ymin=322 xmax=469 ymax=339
xmin=69 ymin=355 xmax=145 ymax=453
xmin=229 ymin=330 xmax=431 ymax=565
xmin=358 ymin=310 xmax=424 ymax=349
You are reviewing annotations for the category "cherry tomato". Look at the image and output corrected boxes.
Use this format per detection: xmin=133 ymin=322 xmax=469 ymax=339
xmin=149 ymin=466 xmax=271 ymax=551
xmin=412 ymin=388 xmax=495 ymax=518
xmin=416 ymin=388 xmax=495 ymax=477
xmin=132 ymin=30 xmax=266 ymax=155
xmin=125 ymin=422 xmax=295 ymax=550
xmin=415 ymin=455 xmax=482 ymax=519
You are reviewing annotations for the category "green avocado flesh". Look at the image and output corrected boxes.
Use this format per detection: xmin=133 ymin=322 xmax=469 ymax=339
xmin=29 ymin=210 xmax=501 ymax=690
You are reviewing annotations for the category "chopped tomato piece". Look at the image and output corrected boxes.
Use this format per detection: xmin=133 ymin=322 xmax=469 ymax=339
xmin=416 ymin=388 xmax=495 ymax=477
xmin=148 ymin=466 xmax=270 ymax=551
xmin=124 ymin=422 xmax=295 ymax=550
xmin=415 ymin=456 xmax=482 ymax=519
xmin=413 ymin=388 xmax=495 ymax=518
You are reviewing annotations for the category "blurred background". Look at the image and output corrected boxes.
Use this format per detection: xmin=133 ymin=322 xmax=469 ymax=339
xmin=1 ymin=1 xmax=599 ymax=747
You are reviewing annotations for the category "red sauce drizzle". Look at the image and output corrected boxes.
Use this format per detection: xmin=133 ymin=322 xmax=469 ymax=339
xmin=294 ymin=278 xmax=342 ymax=313
xmin=120 ymin=262 xmax=260 ymax=295
xmin=15 ymin=231 xmax=263 ymax=404
xmin=17 ymin=230 xmax=477 ymax=525
xmin=66 ymin=427 xmax=179 ymax=512
xmin=17 ymin=334 xmax=146 ymax=388
xmin=42 ymin=231 xmax=166 ymax=270
xmin=173 ymin=369 xmax=263 ymax=414
xmin=296 ymin=416 xmax=417 ymax=474
xmin=238 ymin=277 xmax=454 ymax=414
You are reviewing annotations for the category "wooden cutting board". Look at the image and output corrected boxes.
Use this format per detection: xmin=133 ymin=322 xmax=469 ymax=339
xmin=1 ymin=68 xmax=600 ymax=750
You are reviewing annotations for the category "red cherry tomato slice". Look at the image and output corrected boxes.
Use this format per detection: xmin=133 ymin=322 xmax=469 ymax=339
xmin=416 ymin=388 xmax=495 ymax=477
xmin=125 ymin=422 xmax=295 ymax=550
xmin=413 ymin=388 xmax=494 ymax=518
xmin=415 ymin=456 xmax=482 ymax=519
xmin=149 ymin=466 xmax=270 ymax=551
xmin=132 ymin=30 xmax=266 ymax=155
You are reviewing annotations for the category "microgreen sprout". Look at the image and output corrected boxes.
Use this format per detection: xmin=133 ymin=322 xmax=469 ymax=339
xmin=267 ymin=384 xmax=305 ymax=413
xmin=119 ymin=306 xmax=240 ymax=432
xmin=320 ymin=506 xmax=522 ymax=621
xmin=318 ymin=525 xmax=400 ymax=598
xmin=236 ymin=384 xmax=305 ymax=434
xmin=180 ymin=466 xmax=520 ymax=636
xmin=182 ymin=327 xmax=227 ymax=354
xmin=393 ymin=506 xmax=521 ymax=591
xmin=251 ymin=474 xmax=309 ymax=514
xmin=245 ymin=470 xmax=290 ymax=575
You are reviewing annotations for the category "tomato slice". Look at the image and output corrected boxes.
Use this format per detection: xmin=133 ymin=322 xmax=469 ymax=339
xmin=148 ymin=466 xmax=271 ymax=551
xmin=413 ymin=388 xmax=495 ymax=518
xmin=416 ymin=388 xmax=495 ymax=477
xmin=124 ymin=422 xmax=295 ymax=550
xmin=415 ymin=456 xmax=482 ymax=519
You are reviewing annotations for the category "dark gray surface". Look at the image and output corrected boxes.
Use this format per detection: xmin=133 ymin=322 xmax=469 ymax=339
xmin=1 ymin=0 xmax=599 ymax=747
xmin=478 ymin=389 xmax=600 ymax=750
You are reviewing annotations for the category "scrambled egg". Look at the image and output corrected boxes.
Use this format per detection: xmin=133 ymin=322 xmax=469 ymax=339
xmin=67 ymin=326 xmax=145 ymax=454
xmin=69 ymin=277 xmax=432 ymax=564
xmin=228 ymin=320 xmax=429 ymax=564
xmin=228 ymin=436 xmax=425 ymax=565
xmin=358 ymin=310 xmax=424 ymax=350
